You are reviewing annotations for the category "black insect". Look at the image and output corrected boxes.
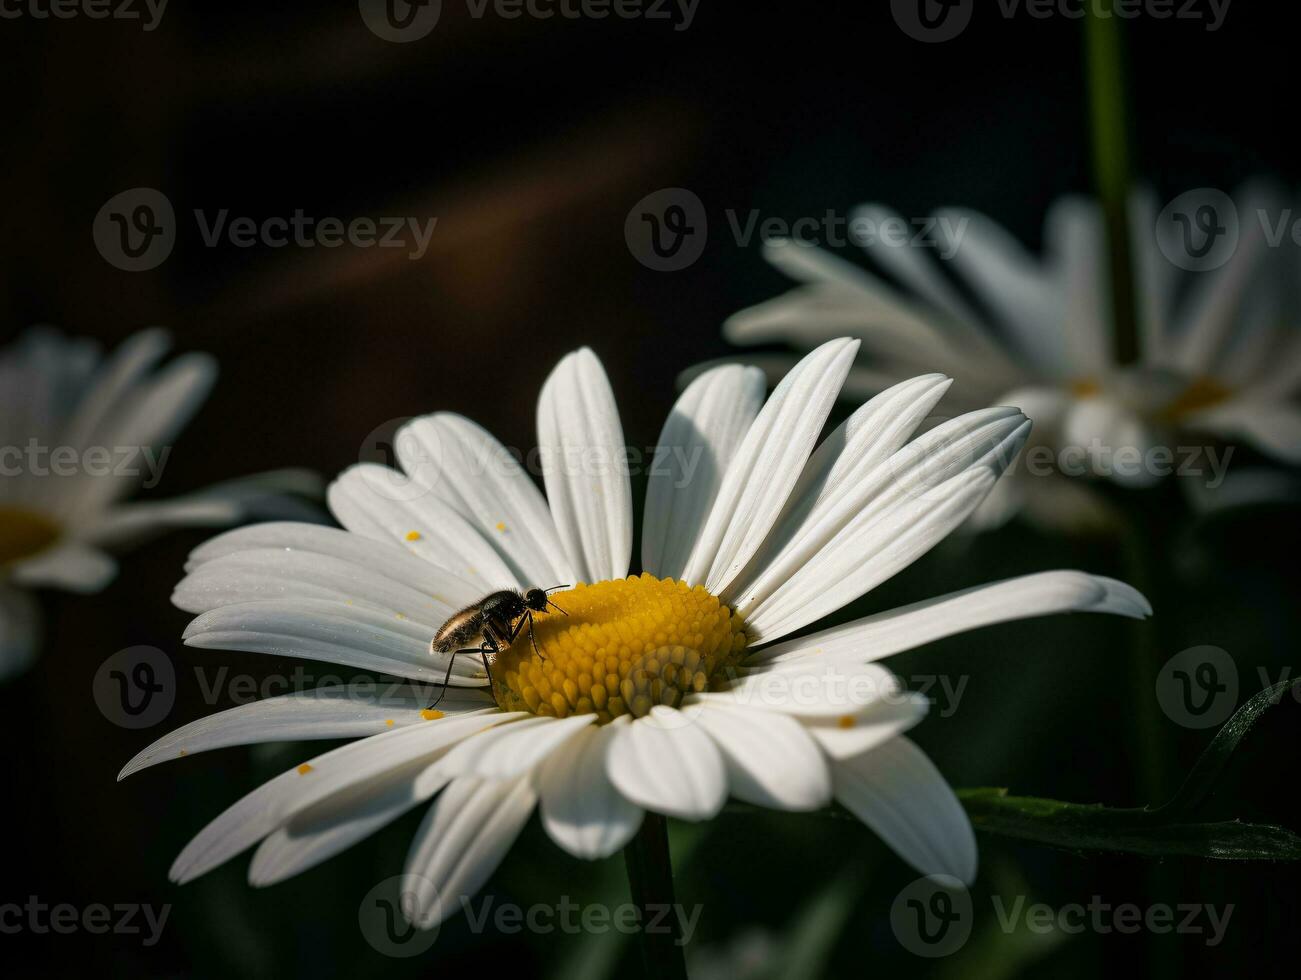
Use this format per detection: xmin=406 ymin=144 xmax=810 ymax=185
xmin=428 ymin=586 xmax=569 ymax=708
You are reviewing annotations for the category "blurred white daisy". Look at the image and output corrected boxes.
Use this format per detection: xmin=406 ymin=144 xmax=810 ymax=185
xmin=722 ymin=188 xmax=1301 ymax=530
xmin=120 ymin=340 xmax=1148 ymax=929
xmin=0 ymin=327 xmax=319 ymax=678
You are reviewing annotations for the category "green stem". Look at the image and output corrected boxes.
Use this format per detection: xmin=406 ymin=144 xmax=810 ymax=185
xmin=622 ymin=812 xmax=688 ymax=980
xmin=1085 ymin=2 xmax=1141 ymax=367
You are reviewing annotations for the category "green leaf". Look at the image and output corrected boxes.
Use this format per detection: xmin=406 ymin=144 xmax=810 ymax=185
xmin=1152 ymin=676 xmax=1301 ymax=819
xmin=956 ymin=788 xmax=1301 ymax=861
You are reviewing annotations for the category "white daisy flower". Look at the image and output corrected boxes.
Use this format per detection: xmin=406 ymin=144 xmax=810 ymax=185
xmin=723 ymin=188 xmax=1301 ymax=530
xmin=0 ymin=327 xmax=319 ymax=678
xmin=120 ymin=339 xmax=1149 ymax=929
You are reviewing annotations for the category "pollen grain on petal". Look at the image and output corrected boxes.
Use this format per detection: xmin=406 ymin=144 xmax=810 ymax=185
xmin=296 ymin=763 xmax=314 ymax=775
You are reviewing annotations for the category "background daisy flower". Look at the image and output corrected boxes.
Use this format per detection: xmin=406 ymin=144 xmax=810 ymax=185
xmin=722 ymin=188 xmax=1301 ymax=531
xmin=0 ymin=327 xmax=320 ymax=679
xmin=122 ymin=339 xmax=1149 ymax=930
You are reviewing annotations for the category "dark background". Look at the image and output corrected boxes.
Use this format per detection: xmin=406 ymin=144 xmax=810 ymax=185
xmin=1 ymin=2 xmax=1298 ymax=977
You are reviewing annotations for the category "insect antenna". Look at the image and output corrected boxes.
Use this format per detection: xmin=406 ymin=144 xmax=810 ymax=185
xmin=543 ymin=585 xmax=571 ymax=616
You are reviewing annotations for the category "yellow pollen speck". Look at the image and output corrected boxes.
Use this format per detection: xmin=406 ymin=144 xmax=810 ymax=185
xmin=0 ymin=506 xmax=61 ymax=566
xmin=385 ymin=719 xmax=395 ymax=727
xmin=1070 ymin=378 xmax=1101 ymax=398
xmin=492 ymin=574 xmax=748 ymax=724
xmin=177 ymin=749 xmax=188 ymax=757
xmin=837 ymin=715 xmax=856 ymax=729
xmin=296 ymin=763 xmax=314 ymax=775
xmin=421 ymin=709 xmax=445 ymax=721
xmin=495 ymin=521 xmax=507 ymax=532
xmin=405 ymin=530 xmax=422 ymax=542
xmin=1162 ymin=376 xmax=1234 ymax=422
xmin=395 ymin=613 xmax=407 ymax=620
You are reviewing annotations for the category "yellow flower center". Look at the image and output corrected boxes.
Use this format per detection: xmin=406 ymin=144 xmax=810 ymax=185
xmin=492 ymin=574 xmax=748 ymax=723
xmin=1161 ymin=376 xmax=1234 ymax=422
xmin=0 ymin=506 xmax=60 ymax=567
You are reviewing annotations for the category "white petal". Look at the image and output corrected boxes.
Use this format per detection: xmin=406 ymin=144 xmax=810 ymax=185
xmin=1061 ymin=397 xmax=1161 ymax=488
xmin=641 ymin=364 xmax=765 ymax=580
xmin=850 ymin=205 xmax=991 ymax=334
xmin=66 ymin=351 xmax=218 ymax=519
xmin=747 ymin=571 xmax=1150 ymax=669
xmin=1191 ymin=400 xmax=1301 ymax=465
xmin=436 ymin=713 xmax=596 ymax=781
xmin=680 ymin=338 xmax=860 ymax=594
xmin=537 ymin=719 xmax=644 ymax=859
xmin=1045 ymin=198 xmax=1110 ymax=376
xmin=724 ymin=373 xmax=953 ymax=601
xmin=174 ymin=544 xmax=477 ymax=620
xmin=250 ymin=762 xmax=436 ymax=887
xmin=403 ymin=775 xmax=538 ymax=928
xmin=169 ymin=713 xmax=515 ymax=884
xmin=695 ymin=661 xmax=904 ymax=719
xmin=694 ymin=703 xmax=831 ymax=810
xmin=0 ymin=586 xmax=41 ymax=681
xmin=9 ymin=541 xmax=117 ymax=593
xmin=805 ymin=694 xmax=930 ymax=760
xmin=605 ymin=706 xmax=727 ymax=820
xmin=932 ymin=204 xmax=1065 ymax=370
xmin=743 ymin=401 xmax=1031 ymax=641
xmin=1168 ymin=185 xmax=1274 ymax=373
xmin=395 ymin=413 xmax=574 ymax=587
xmin=726 ymin=278 xmax=973 ymax=381
xmin=118 ymin=685 xmax=496 ymax=778
xmin=536 ymin=348 xmax=632 ymax=583
xmin=745 ymin=466 xmax=1000 ymax=643
xmin=833 ymin=736 xmax=977 ymax=885
xmin=181 ymin=598 xmax=482 ymax=685
xmin=57 ymin=328 xmax=172 ymax=452
xmin=328 ymin=463 xmax=518 ymax=590
xmin=735 ymin=406 xmax=1028 ymax=622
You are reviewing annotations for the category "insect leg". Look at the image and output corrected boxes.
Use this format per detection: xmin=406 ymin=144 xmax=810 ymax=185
xmin=479 ymin=635 xmax=501 ymax=705
xmin=505 ymin=612 xmax=547 ymax=661
xmin=429 ymin=643 xmax=498 ymax=709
